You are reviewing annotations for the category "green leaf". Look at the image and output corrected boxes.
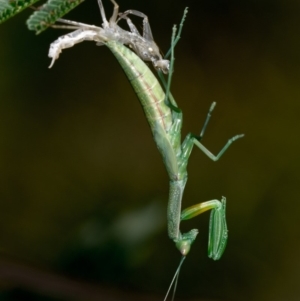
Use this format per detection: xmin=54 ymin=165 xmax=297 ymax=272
xmin=0 ymin=0 xmax=40 ymax=24
xmin=26 ymin=0 xmax=85 ymax=34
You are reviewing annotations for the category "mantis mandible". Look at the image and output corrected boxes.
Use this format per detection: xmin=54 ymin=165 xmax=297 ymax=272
xmin=48 ymin=0 xmax=244 ymax=260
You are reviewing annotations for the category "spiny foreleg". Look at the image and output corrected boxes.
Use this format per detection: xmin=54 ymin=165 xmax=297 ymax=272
xmin=180 ymin=197 xmax=228 ymax=260
xmin=168 ymin=179 xmax=228 ymax=259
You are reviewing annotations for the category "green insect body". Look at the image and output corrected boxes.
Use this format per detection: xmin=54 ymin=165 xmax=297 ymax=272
xmin=106 ymin=39 xmax=241 ymax=259
xmin=45 ymin=0 xmax=243 ymax=260
xmin=108 ymin=41 xmax=173 ymax=131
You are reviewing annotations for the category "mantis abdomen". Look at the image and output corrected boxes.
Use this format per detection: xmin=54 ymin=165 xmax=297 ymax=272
xmin=106 ymin=39 xmax=180 ymax=184
xmin=107 ymin=40 xmax=173 ymax=134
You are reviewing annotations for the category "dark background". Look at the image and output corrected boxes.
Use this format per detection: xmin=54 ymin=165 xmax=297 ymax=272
xmin=1 ymin=0 xmax=300 ymax=300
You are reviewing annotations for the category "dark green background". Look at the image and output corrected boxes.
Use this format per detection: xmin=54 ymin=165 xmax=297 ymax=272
xmin=1 ymin=0 xmax=300 ymax=300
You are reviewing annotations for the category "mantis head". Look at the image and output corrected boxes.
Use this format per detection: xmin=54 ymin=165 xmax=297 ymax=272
xmin=175 ymin=229 xmax=199 ymax=256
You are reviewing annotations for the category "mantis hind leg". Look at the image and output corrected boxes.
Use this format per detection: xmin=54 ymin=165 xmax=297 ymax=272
xmin=159 ymin=25 xmax=181 ymax=113
xmin=164 ymin=7 xmax=188 ymax=59
xmin=157 ymin=9 xmax=189 ymax=112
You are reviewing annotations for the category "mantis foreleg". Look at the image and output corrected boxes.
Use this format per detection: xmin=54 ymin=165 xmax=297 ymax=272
xmin=181 ymin=197 xmax=228 ymax=260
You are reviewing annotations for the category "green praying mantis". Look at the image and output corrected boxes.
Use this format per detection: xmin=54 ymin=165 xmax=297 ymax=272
xmin=48 ymin=0 xmax=243 ymax=261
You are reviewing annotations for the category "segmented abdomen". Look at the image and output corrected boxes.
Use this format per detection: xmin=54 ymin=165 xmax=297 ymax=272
xmin=106 ymin=40 xmax=173 ymax=133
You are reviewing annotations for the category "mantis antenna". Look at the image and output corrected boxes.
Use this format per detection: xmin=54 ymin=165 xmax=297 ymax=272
xmin=163 ymin=256 xmax=186 ymax=301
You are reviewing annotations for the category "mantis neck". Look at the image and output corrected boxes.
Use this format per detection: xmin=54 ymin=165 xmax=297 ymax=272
xmin=167 ymin=179 xmax=198 ymax=256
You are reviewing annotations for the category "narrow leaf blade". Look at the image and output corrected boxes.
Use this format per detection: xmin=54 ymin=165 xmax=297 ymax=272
xmin=0 ymin=0 xmax=40 ymax=24
xmin=26 ymin=0 xmax=85 ymax=34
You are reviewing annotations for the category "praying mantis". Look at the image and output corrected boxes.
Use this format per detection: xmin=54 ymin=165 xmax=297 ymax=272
xmin=48 ymin=0 xmax=243 ymax=260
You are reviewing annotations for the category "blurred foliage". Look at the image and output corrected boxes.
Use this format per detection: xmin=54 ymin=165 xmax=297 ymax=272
xmin=0 ymin=0 xmax=38 ymax=24
xmin=26 ymin=0 xmax=85 ymax=34
xmin=1 ymin=0 xmax=300 ymax=300
xmin=0 ymin=0 xmax=85 ymax=33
